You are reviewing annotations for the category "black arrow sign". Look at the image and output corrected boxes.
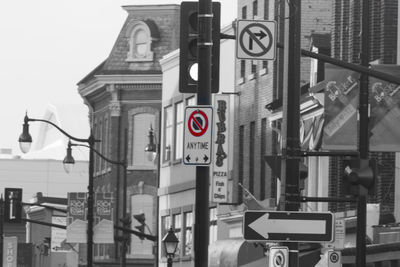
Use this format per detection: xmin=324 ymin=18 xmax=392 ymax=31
xmin=249 ymin=30 xmax=267 ymax=50
xmin=203 ymin=155 xmax=209 ymax=162
xmin=186 ymin=155 xmax=191 ymax=162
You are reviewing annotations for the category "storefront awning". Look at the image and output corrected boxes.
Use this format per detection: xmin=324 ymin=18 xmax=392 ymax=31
xmin=209 ymin=238 xmax=266 ymax=267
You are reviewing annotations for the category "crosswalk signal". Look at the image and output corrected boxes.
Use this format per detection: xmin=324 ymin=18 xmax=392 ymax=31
xmin=4 ymin=188 xmax=23 ymax=223
xmin=343 ymin=158 xmax=376 ymax=196
xmin=179 ymin=1 xmax=220 ymax=93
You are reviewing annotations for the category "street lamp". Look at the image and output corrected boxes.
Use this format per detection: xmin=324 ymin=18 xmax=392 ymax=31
xmin=144 ymin=124 xmax=157 ymax=162
xmin=162 ymin=228 xmax=179 ymax=267
xmin=65 ymin=129 xmax=129 ymax=267
xmin=18 ymin=113 xmax=97 ymax=267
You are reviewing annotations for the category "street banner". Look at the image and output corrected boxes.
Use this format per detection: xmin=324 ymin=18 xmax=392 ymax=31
xmin=212 ymin=95 xmax=230 ymax=203
xmin=93 ymin=192 xmax=114 ymax=244
xmin=51 ymin=216 xmax=68 ymax=251
xmin=3 ymin=236 xmax=18 ymax=267
xmin=67 ymin=192 xmax=87 ymax=243
xmin=322 ymin=64 xmax=359 ymax=150
xmin=369 ymin=65 xmax=400 ymax=151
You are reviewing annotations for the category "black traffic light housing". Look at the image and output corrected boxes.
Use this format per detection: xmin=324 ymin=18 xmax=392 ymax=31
xmin=264 ymin=155 xmax=308 ymax=189
xmin=4 ymin=188 xmax=23 ymax=223
xmin=179 ymin=1 xmax=221 ymax=93
xmin=133 ymin=213 xmax=146 ymax=240
xmin=343 ymin=158 xmax=376 ymax=196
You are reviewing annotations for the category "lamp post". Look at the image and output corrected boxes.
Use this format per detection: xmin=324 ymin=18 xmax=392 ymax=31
xmin=18 ymin=113 xmax=97 ymax=267
xmin=64 ymin=129 xmax=129 ymax=267
xmin=162 ymin=228 xmax=179 ymax=267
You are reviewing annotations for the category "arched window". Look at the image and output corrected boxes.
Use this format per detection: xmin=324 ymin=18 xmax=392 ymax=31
xmin=131 ymin=113 xmax=155 ymax=168
xmin=126 ymin=20 xmax=159 ymax=62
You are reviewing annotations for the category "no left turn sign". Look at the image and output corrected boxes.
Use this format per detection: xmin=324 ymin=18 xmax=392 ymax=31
xmin=236 ymin=19 xmax=277 ymax=60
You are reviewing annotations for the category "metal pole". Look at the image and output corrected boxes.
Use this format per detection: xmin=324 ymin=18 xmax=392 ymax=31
xmin=167 ymin=257 xmax=173 ymax=267
xmin=87 ymin=133 xmax=95 ymax=267
xmin=281 ymin=1 xmax=301 ymax=266
xmin=121 ymin=129 xmax=128 ymax=267
xmin=194 ymin=0 xmax=212 ymax=266
xmin=0 ymin=196 xmax=4 ymax=267
xmin=357 ymin=0 xmax=370 ymax=266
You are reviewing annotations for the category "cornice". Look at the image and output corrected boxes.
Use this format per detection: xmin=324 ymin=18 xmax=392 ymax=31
xmin=78 ymin=74 xmax=162 ymax=97
xmin=160 ymin=49 xmax=179 ymax=72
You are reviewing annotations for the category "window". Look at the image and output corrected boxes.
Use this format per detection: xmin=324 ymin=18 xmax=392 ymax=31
xmin=174 ymin=102 xmax=184 ymax=160
xmin=240 ymin=60 xmax=246 ymax=79
xmin=173 ymin=213 xmax=182 ymax=255
xmin=209 ymin=207 xmax=218 ymax=243
xmin=161 ymin=215 xmax=171 ymax=257
xmin=264 ymin=0 xmax=269 ymax=20
xmin=126 ymin=21 xmax=155 ymax=62
xmin=186 ymin=96 xmax=196 ymax=106
xmin=242 ymin=6 xmax=247 ymax=19
xmin=238 ymin=125 xmax=244 ymax=203
xmin=104 ymin=116 xmax=109 ymax=169
xmin=251 ymin=61 xmax=257 ymax=74
xmin=253 ymin=0 xmax=258 ymax=17
xmin=183 ymin=212 xmax=193 ymax=256
xmin=130 ymin=194 xmax=153 ymax=256
xmin=164 ymin=106 xmax=173 ymax=162
xmin=260 ymin=118 xmax=267 ymax=200
xmin=262 ymin=61 xmax=268 ymax=74
xmin=249 ymin=122 xmax=255 ymax=194
xmin=131 ymin=113 xmax=155 ymax=167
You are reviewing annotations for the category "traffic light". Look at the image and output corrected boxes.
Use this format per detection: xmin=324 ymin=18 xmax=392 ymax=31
xmin=133 ymin=213 xmax=146 ymax=240
xmin=120 ymin=214 xmax=132 ymax=245
xmin=343 ymin=158 xmax=376 ymax=196
xmin=179 ymin=1 xmax=221 ymax=93
xmin=4 ymin=188 xmax=23 ymax=223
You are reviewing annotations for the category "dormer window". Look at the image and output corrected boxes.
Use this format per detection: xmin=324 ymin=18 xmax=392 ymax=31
xmin=126 ymin=20 xmax=159 ymax=62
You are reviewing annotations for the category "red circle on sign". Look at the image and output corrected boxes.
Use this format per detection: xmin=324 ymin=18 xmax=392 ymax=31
xmin=188 ymin=110 xmax=209 ymax=137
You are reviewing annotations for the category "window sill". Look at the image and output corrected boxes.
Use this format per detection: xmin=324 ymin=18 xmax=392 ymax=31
xmin=172 ymin=158 xmax=182 ymax=165
xmin=181 ymin=255 xmax=192 ymax=261
xmin=248 ymin=73 xmax=256 ymax=81
xmin=259 ymin=68 xmax=268 ymax=76
xmin=127 ymin=165 xmax=157 ymax=171
xmin=236 ymin=77 xmax=245 ymax=85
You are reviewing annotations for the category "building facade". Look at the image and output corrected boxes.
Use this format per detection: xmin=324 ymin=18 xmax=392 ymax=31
xmin=78 ymin=4 xmax=180 ymax=266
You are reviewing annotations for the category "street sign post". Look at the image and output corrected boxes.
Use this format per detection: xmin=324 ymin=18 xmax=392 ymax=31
xmin=236 ymin=20 xmax=277 ymax=60
xmin=243 ymin=211 xmax=334 ymax=242
xmin=183 ymin=106 xmax=213 ymax=165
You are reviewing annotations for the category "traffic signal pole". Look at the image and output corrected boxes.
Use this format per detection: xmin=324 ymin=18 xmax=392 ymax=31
xmin=194 ymin=0 xmax=212 ymax=266
xmin=281 ymin=2 xmax=301 ymax=267
xmin=357 ymin=0 xmax=370 ymax=266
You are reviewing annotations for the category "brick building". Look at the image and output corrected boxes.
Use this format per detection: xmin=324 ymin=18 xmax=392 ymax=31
xmin=328 ymin=0 xmax=398 ymax=214
xmin=233 ymin=0 xmax=331 ymax=205
xmin=77 ymin=5 xmax=180 ymax=266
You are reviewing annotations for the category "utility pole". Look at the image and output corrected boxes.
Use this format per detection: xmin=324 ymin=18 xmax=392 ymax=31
xmin=194 ymin=0 xmax=212 ymax=266
xmin=357 ymin=0 xmax=370 ymax=266
xmin=281 ymin=1 xmax=301 ymax=267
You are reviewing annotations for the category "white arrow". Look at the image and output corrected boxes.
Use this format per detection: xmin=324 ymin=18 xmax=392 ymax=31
xmin=248 ymin=213 xmax=326 ymax=239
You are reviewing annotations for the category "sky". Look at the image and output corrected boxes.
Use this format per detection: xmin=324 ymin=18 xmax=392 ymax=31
xmin=0 ymin=0 xmax=237 ymax=156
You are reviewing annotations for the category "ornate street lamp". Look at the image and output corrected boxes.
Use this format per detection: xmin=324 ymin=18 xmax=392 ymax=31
xmin=18 ymin=113 xmax=97 ymax=267
xmin=144 ymin=124 xmax=157 ymax=161
xmin=63 ymin=141 xmax=75 ymax=173
xmin=162 ymin=228 xmax=179 ymax=267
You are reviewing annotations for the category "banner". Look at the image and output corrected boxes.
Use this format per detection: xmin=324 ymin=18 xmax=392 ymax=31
xmin=66 ymin=192 xmax=87 ymax=243
xmin=3 ymin=236 xmax=18 ymax=267
xmin=322 ymin=64 xmax=359 ymax=150
xmin=369 ymin=65 xmax=400 ymax=151
xmin=93 ymin=192 xmax=114 ymax=244
xmin=212 ymin=95 xmax=229 ymax=203
xmin=51 ymin=217 xmax=68 ymax=252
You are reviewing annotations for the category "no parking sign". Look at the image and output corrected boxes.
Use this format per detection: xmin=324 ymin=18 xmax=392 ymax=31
xmin=183 ymin=106 xmax=213 ymax=165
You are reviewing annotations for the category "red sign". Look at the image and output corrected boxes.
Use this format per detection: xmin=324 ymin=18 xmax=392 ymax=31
xmin=188 ymin=109 xmax=209 ymax=137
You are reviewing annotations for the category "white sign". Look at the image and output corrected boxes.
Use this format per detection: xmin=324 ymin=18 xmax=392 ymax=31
xmin=332 ymin=219 xmax=345 ymax=249
xmin=183 ymin=106 xmax=213 ymax=165
xmin=51 ymin=217 xmax=68 ymax=251
xmin=236 ymin=20 xmax=277 ymax=60
xmin=212 ymin=95 xmax=230 ymax=202
xmin=269 ymin=246 xmax=288 ymax=267
xmin=3 ymin=236 xmax=18 ymax=267
xmin=328 ymin=250 xmax=341 ymax=267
